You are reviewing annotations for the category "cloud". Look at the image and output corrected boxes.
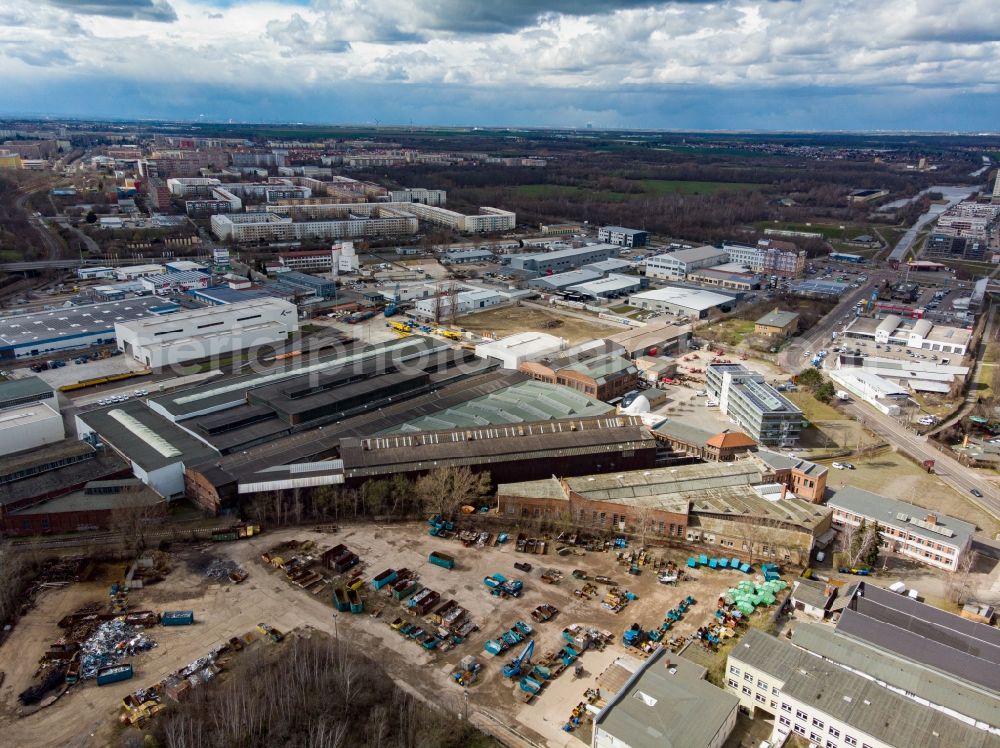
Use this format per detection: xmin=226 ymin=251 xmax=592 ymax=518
xmin=45 ymin=0 xmax=177 ymax=22
xmin=1 ymin=0 xmax=998 ymax=130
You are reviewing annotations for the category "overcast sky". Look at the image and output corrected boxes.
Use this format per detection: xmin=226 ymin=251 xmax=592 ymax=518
xmin=2 ymin=0 xmax=999 ymax=131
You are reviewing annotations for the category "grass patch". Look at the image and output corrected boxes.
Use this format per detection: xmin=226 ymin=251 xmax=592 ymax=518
xmin=755 ymin=221 xmax=873 ymax=240
xmin=784 ymin=390 xmax=845 ymax=422
xmin=701 ymin=318 xmax=756 ymax=346
xmin=300 ymin=323 xmax=324 ymax=334
xmin=637 ymin=179 xmax=763 ymax=195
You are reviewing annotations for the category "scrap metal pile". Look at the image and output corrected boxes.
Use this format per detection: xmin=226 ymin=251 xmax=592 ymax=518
xmin=79 ymin=618 xmax=156 ymax=679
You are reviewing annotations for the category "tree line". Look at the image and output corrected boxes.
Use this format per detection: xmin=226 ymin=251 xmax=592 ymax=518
xmin=130 ymin=635 xmax=493 ymax=748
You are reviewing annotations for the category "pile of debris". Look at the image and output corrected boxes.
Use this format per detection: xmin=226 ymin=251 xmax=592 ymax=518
xmin=203 ymin=558 xmax=245 ymax=581
xmin=79 ymin=619 xmax=156 ymax=679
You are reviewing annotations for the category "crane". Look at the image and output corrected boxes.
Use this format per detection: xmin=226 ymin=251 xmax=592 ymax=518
xmin=502 ymin=639 xmax=534 ymax=678
xmin=384 ymin=282 xmax=401 ymax=317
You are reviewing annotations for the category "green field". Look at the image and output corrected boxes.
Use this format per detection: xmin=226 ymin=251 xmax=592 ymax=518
xmin=638 ymin=179 xmax=763 ymax=195
xmin=755 ymin=221 xmax=879 ymax=241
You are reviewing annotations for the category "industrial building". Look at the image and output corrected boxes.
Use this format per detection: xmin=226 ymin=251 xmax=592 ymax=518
xmin=442 ymin=248 xmax=494 ymax=264
xmin=114 ymin=264 xmax=166 ymax=281
xmin=385 ymin=379 xmax=614 ymax=433
xmin=789 ymin=279 xmax=851 ymax=298
xmin=653 ymin=420 xmax=757 ymax=463
xmin=115 ymin=298 xmax=299 ymax=368
xmin=0 ymin=376 xmax=58 ymax=411
xmin=140 ymin=271 xmax=210 ymax=296
xmin=727 ymin=585 xmax=1000 ymax=746
xmin=828 ymin=486 xmax=974 ymax=571
xmin=412 ymin=289 xmax=503 ymax=319
xmin=0 ymin=440 xmax=138 ymax=535
xmin=520 ymin=351 xmax=638 ymax=401
xmin=566 ymin=274 xmax=642 ymax=301
xmin=605 ymin=321 xmax=691 ymax=358
xmin=644 ymin=245 xmax=729 ymax=280
xmin=509 ymin=244 xmax=619 ymax=274
xmin=828 ymin=369 xmax=909 ymax=415
xmin=475 ymin=332 xmax=565 ymax=369
xmin=0 ymin=402 xmax=65 ymax=456
xmin=4 ymin=478 xmax=162 ymax=537
xmin=76 ymin=402 xmax=220 ymax=498
xmin=597 ymin=226 xmax=649 ymax=248
xmin=706 ymin=364 xmax=802 ymax=446
xmin=497 ymin=456 xmax=832 ymax=565
xmin=0 ymin=297 xmax=177 ymax=360
xmin=272 ymin=271 xmax=337 ymax=299
xmin=528 ymin=268 xmax=602 ymax=292
xmin=627 ymin=286 xmax=736 ymax=319
xmin=685 ymin=267 xmax=759 ymax=291
xmin=843 ymin=315 xmax=970 ymax=356
xmin=833 ymin=354 xmax=969 ymax=395
xmin=593 ymin=648 xmax=738 ymax=748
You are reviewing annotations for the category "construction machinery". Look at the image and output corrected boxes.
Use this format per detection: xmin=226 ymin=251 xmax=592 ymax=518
xmin=385 ymin=283 xmax=401 ymax=317
xmin=435 ymin=328 xmax=462 ymax=341
xmin=502 ymin=639 xmax=535 ymax=678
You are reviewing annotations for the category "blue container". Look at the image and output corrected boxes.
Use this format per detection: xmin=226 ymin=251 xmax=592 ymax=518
xmin=161 ymin=610 xmax=194 ymax=626
xmin=96 ymin=663 xmax=134 ymax=686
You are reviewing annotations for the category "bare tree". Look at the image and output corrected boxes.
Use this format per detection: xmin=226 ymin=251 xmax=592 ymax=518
xmin=414 ymin=466 xmax=491 ymax=516
xmin=109 ymin=495 xmax=167 ymax=556
xmin=948 ymin=550 xmax=979 ymax=605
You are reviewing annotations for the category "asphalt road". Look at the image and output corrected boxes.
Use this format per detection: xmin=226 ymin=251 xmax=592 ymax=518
xmin=779 ymin=270 xmax=895 ymax=373
xmin=841 ymin=399 xmax=1000 ymax=529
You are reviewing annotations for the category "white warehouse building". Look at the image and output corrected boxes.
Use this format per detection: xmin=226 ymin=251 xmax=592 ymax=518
xmin=412 ymin=289 xmax=502 ymax=319
xmin=115 ymin=298 xmax=299 ymax=368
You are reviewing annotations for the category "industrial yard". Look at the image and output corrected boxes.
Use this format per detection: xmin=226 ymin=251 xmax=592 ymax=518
xmin=0 ymin=522 xmax=785 ymax=747
xmin=458 ymin=304 xmax=626 ymax=344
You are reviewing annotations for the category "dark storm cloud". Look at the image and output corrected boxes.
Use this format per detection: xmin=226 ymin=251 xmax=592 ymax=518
xmin=46 ymin=0 xmax=177 ymax=22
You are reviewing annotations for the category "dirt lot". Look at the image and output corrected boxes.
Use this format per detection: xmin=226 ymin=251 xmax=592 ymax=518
xmin=0 ymin=523 xmax=770 ymax=748
xmin=457 ymin=305 xmax=622 ymax=344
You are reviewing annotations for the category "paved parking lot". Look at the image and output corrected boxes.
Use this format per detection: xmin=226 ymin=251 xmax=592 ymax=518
xmin=5 ymin=354 xmax=144 ymax=388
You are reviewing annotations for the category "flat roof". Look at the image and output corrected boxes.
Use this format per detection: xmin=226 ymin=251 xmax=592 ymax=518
xmin=567 ymin=274 xmax=640 ymax=295
xmin=595 ymin=648 xmax=738 ymax=748
xmin=515 ymin=243 xmax=617 ymax=263
xmin=115 ymin=297 xmax=292 ymax=333
xmin=629 ymin=286 xmax=734 ymax=311
xmin=600 ymin=226 xmax=647 ymax=235
xmin=828 ymin=485 xmax=976 ymax=548
xmin=0 ymin=298 xmax=172 ymax=348
xmin=790 ymin=279 xmax=851 ymax=296
xmin=755 ymin=449 xmax=827 ymax=478
xmin=0 ymin=375 xmax=53 ymax=405
xmin=77 ymin=400 xmax=219 ymax=473
xmin=149 ymin=336 xmax=447 ymax=419
xmin=141 ymin=271 xmax=208 ymax=286
xmin=581 ymin=259 xmax=633 ymax=273
xmin=837 ymin=582 xmax=1000 ymax=692
xmin=606 ymin=321 xmax=691 ymax=350
xmin=189 ymin=287 xmax=284 ymax=304
xmin=531 ymin=268 xmax=601 ymax=287
xmin=475 ymin=331 xmax=563 ymax=356
xmin=659 ymin=244 xmax=729 ymax=264
xmin=0 ymin=401 xmax=61 ymax=433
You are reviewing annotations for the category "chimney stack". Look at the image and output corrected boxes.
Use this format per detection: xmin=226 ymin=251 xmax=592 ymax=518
xmin=926 ymin=514 xmax=937 ymax=525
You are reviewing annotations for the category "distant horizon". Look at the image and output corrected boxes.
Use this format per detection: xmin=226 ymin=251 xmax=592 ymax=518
xmin=1 ymin=113 xmax=999 ymax=139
